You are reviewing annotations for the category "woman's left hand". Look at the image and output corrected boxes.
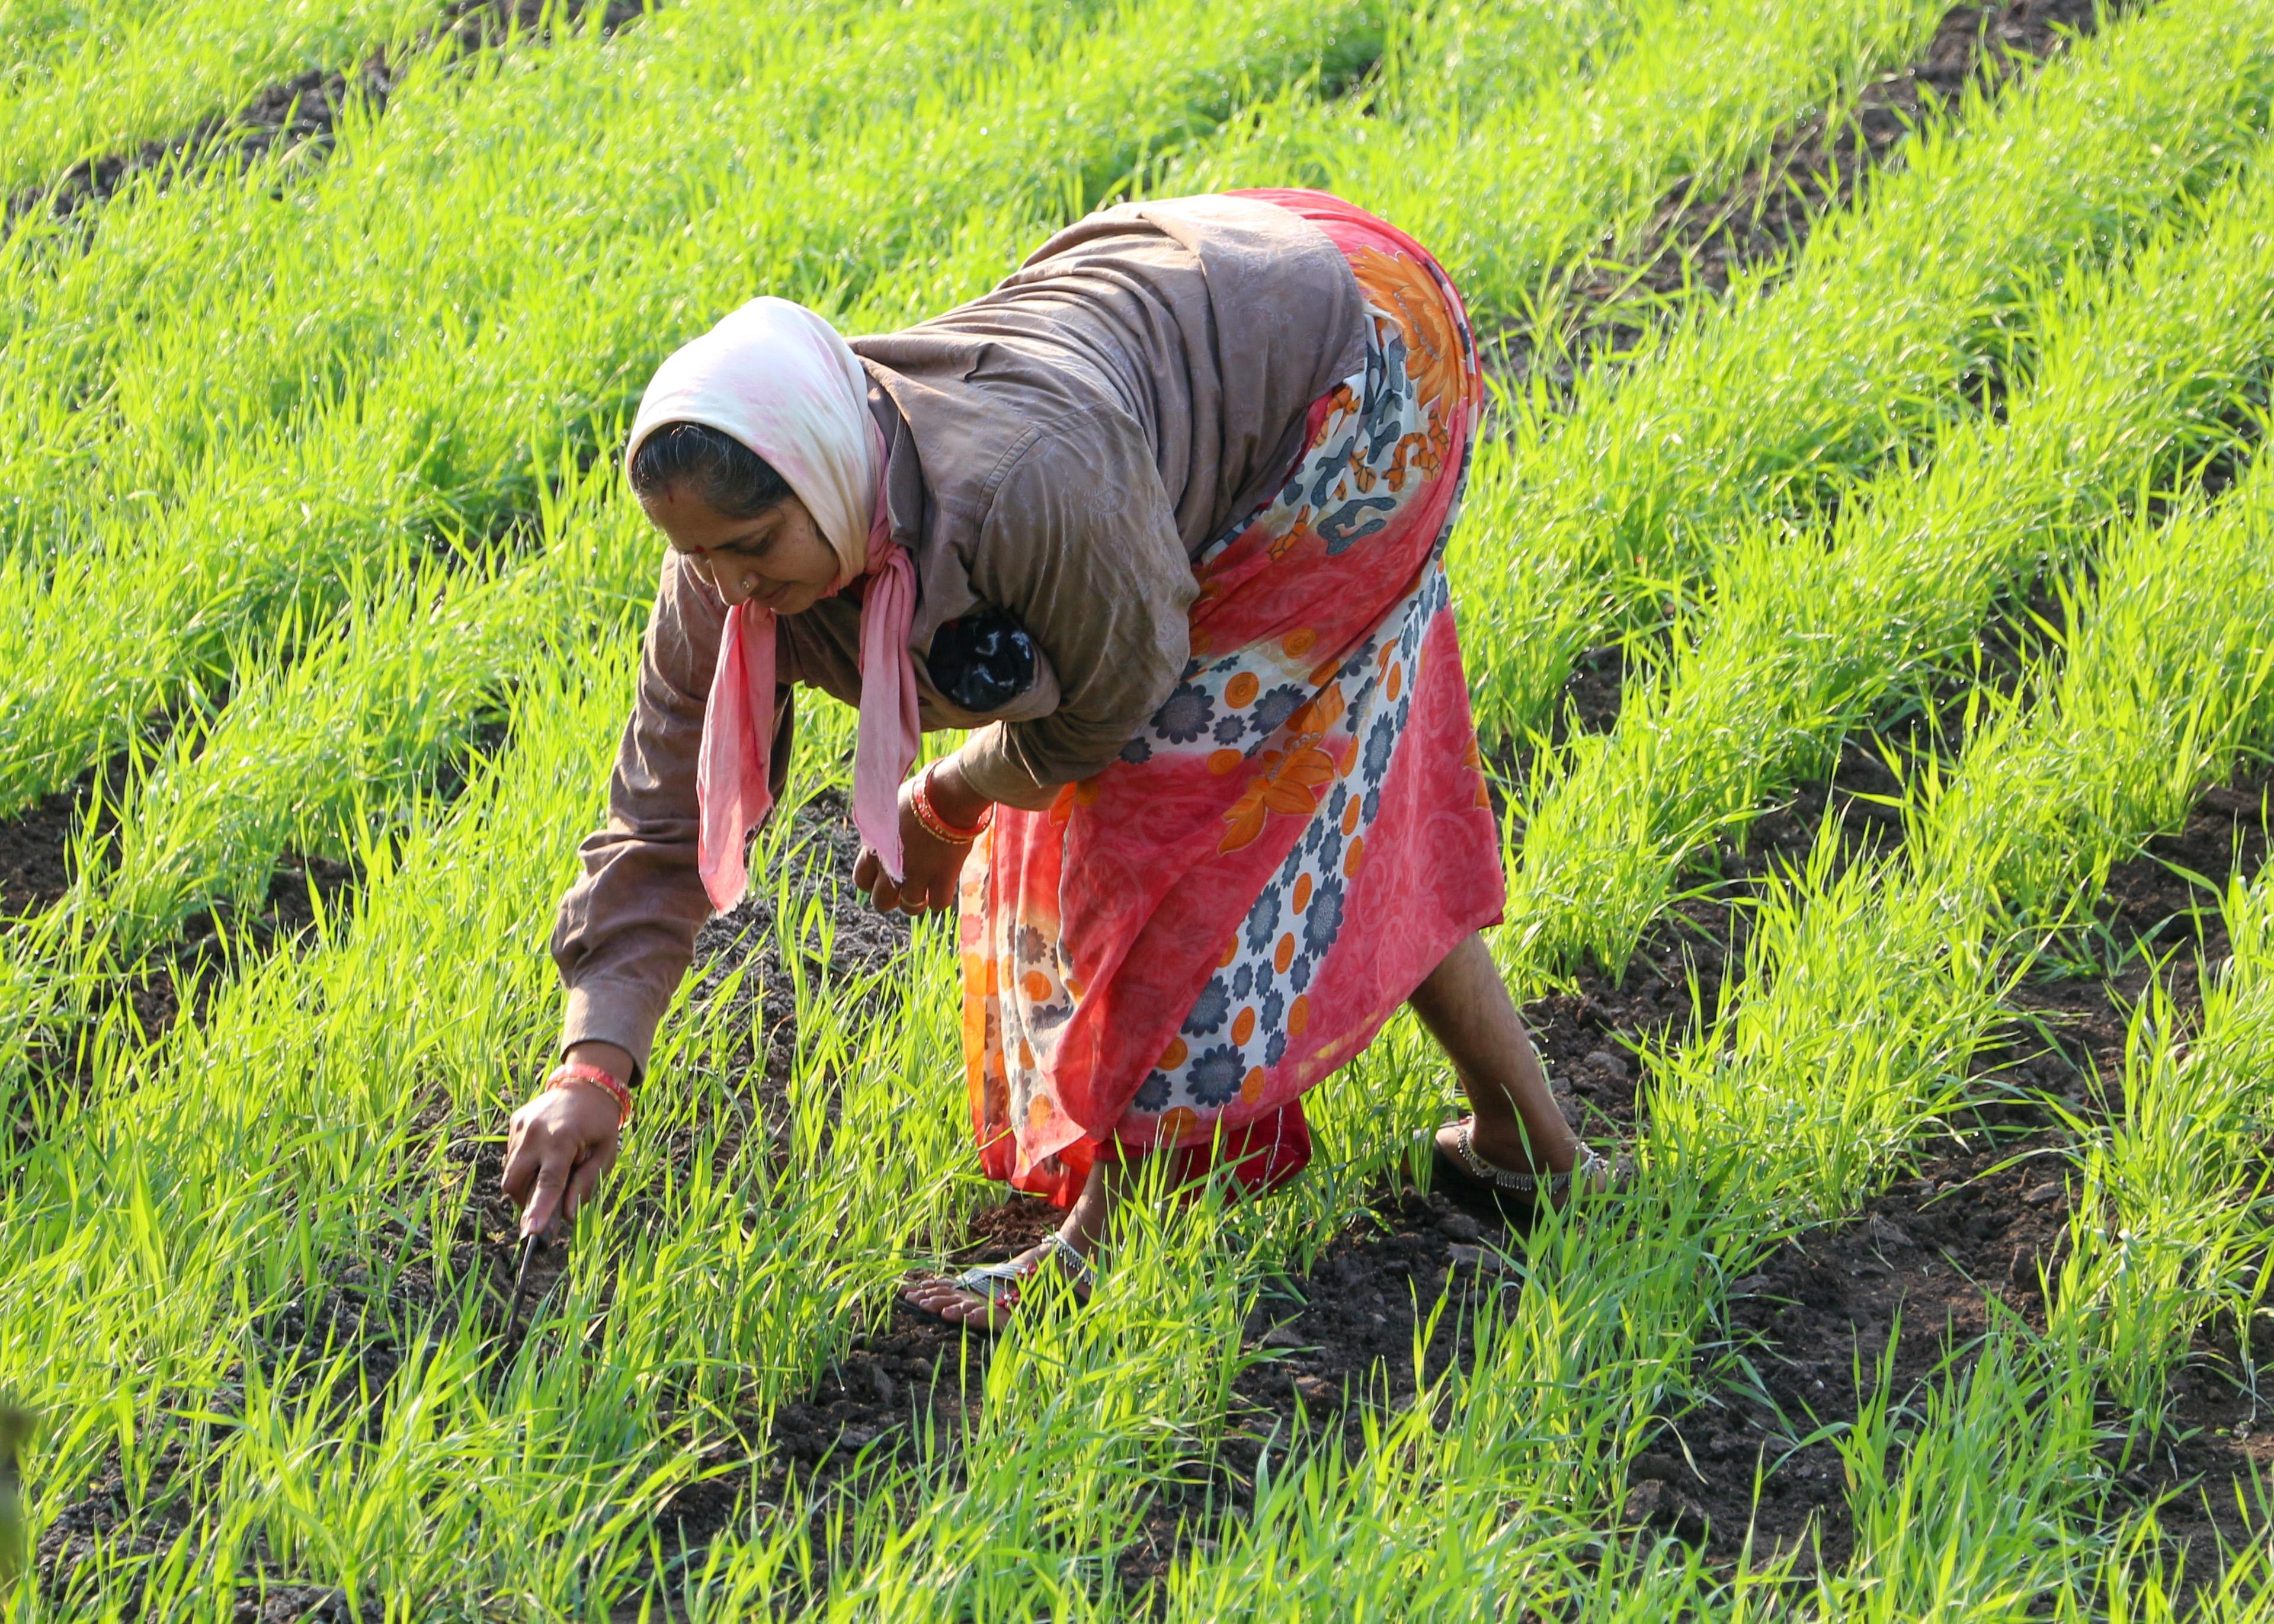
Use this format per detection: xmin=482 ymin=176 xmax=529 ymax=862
xmin=854 ymin=771 xmax=977 ymax=914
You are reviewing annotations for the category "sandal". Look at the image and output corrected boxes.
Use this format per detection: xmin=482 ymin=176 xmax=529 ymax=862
xmin=1427 ymin=1117 xmax=1617 ymax=1217
xmin=905 ymin=1232 xmax=1098 ymax=1332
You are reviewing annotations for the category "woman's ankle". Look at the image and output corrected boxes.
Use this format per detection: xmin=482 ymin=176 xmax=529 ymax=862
xmin=1055 ymin=1174 xmax=1116 ymax=1255
xmin=1461 ymin=1112 xmax=1574 ymax=1176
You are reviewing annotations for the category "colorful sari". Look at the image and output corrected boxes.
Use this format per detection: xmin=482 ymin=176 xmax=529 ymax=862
xmin=957 ymin=189 xmax=1504 ymax=1205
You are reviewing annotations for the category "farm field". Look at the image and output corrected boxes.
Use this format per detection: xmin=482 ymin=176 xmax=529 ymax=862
xmin=0 ymin=0 xmax=637 ymax=213
xmin=2 ymin=0 xmax=2272 ymax=1614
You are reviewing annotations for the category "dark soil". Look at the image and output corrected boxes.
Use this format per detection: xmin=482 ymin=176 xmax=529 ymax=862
xmin=0 ymin=744 xmax=151 ymax=920
xmin=37 ymin=748 xmax=2267 ymax=1614
xmin=1512 ymin=731 xmax=1913 ymax=1141
xmin=2 ymin=850 xmax=361 ymax=1176
xmin=1 ymin=715 xmax=507 ymax=1101
xmin=1651 ymin=1136 xmax=2076 ymax=1574
xmin=2131 ymin=1312 xmax=2274 ymax=1597
xmin=664 ymin=733 xmax=1919 ymax=1607
xmin=29 ymin=784 xmax=905 ymax=1610
xmin=1648 ymin=758 xmax=2273 ymax=1577
xmin=423 ymin=790 xmax=911 ymax=1338
xmin=682 ymin=1180 xmax=1556 ymax=1610
xmin=709 ymin=754 xmax=2269 ymax=1606
xmin=34 ymin=1230 xmax=453 ymax=1619
xmin=1490 ymin=0 xmax=2124 ymax=392
xmin=683 ymin=789 xmax=912 ymax=1119
xmin=7 ymin=851 xmax=362 ymax=1122
xmin=0 ymin=779 xmax=90 ymax=920
xmin=36 ymin=1452 xmax=380 ymax=1622
xmin=5 ymin=0 xmax=648 ymax=233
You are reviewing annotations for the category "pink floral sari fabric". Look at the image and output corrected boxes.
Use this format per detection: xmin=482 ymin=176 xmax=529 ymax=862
xmin=958 ymin=190 xmax=1505 ymax=1206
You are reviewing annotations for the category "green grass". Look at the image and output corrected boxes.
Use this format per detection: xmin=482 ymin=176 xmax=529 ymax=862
xmin=1501 ymin=145 xmax=2274 ymax=982
xmin=1160 ymin=0 xmax=1952 ymax=325
xmin=0 ymin=0 xmax=1387 ymax=818
xmin=1449 ymin=0 xmax=2274 ymax=744
xmin=1653 ymin=450 xmax=2274 ymax=1619
xmin=0 ymin=0 xmax=466 ymax=201
xmin=2068 ymin=875 xmax=2274 ymax=1420
xmin=9 ymin=0 xmax=2274 ymax=1614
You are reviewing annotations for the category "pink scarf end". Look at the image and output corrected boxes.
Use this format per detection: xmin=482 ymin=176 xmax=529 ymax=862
xmin=694 ymin=547 xmax=921 ymax=914
xmin=695 ymin=602 xmax=772 ymax=912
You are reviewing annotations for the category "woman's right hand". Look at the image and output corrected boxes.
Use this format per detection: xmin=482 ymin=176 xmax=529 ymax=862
xmin=501 ymin=1043 xmax=632 ymax=1237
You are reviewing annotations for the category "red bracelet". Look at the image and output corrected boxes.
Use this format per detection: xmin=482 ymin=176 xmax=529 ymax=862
xmin=911 ymin=763 xmax=992 ymax=845
xmin=545 ymin=1061 xmax=633 ymax=1128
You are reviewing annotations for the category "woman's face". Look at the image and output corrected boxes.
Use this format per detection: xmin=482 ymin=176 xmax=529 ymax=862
xmin=642 ymin=485 xmax=841 ymax=616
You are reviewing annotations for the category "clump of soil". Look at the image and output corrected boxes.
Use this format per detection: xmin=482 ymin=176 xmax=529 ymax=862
xmin=7 ymin=0 xmax=648 ymax=232
xmin=36 ymin=1450 xmax=380 ymax=1622
xmin=2131 ymin=1312 xmax=2274 ymax=1590
xmin=0 ymin=752 xmax=132 ymax=919
xmin=1519 ymin=732 xmax=1913 ymax=1142
xmin=1650 ymin=1132 xmax=2075 ymax=1571
xmin=34 ymin=1235 xmax=449 ymax=1620
xmin=0 ymin=780 xmax=85 ymax=920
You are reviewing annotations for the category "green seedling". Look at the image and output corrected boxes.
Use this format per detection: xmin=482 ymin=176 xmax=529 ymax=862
xmin=0 ymin=0 xmax=457 ymax=200
xmin=0 ymin=1404 xmax=27 ymax=1586
xmin=9 ymin=0 xmax=2274 ymax=1615
xmin=1501 ymin=141 xmax=2274 ymax=982
xmin=1452 ymin=0 xmax=2274 ymax=745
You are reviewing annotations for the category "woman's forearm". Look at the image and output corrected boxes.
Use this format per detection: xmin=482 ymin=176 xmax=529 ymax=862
xmin=932 ymin=744 xmax=1058 ymax=817
xmin=565 ymin=1039 xmax=638 ymax=1085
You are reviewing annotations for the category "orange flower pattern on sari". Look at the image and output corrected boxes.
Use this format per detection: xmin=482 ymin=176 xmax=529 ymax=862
xmin=960 ymin=190 xmax=1503 ymax=1206
xmin=1349 ymin=246 xmax=1465 ymax=418
xmin=1219 ymin=683 xmax=1348 ymax=853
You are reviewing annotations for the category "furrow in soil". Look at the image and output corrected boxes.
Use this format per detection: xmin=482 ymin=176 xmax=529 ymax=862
xmin=1501 ymin=0 xmax=2132 ymax=393
xmin=4 ymin=0 xmax=649 ymax=233
xmin=1646 ymin=757 xmax=2273 ymax=1580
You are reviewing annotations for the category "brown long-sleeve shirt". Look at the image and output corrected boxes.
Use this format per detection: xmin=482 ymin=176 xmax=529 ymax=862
xmin=552 ymin=194 xmax=1369 ymax=1074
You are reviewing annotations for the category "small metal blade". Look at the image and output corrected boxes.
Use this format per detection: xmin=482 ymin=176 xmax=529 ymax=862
xmin=504 ymin=1232 xmax=542 ymax=1331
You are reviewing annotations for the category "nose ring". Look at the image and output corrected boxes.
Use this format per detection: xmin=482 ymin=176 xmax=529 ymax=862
xmin=741 ymin=576 xmax=758 ymax=595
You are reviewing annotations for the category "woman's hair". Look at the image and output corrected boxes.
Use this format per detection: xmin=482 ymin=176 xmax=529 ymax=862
xmin=629 ymin=421 xmax=795 ymax=518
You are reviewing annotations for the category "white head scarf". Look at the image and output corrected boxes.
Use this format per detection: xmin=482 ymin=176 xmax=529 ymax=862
xmin=627 ymin=296 xmax=884 ymax=579
xmin=626 ymin=297 xmax=920 ymax=902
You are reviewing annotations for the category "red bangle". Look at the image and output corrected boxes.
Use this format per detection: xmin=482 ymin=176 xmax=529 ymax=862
xmin=546 ymin=1061 xmax=632 ymax=1128
xmin=911 ymin=763 xmax=992 ymax=845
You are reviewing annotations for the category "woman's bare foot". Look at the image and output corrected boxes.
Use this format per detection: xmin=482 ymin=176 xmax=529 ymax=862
xmin=901 ymin=1155 xmax=1122 ymax=1331
xmin=900 ymin=1233 xmax=1095 ymax=1331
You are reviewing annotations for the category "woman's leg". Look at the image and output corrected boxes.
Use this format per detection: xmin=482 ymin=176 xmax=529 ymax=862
xmin=1408 ymin=931 xmax=1583 ymax=1175
xmin=908 ymin=932 xmax=1571 ymax=1325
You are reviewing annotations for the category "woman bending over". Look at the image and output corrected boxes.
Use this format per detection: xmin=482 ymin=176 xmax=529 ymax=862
xmin=504 ymin=189 xmax=1609 ymax=1329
